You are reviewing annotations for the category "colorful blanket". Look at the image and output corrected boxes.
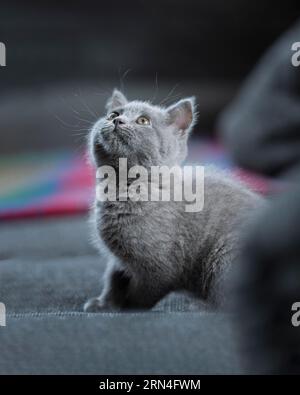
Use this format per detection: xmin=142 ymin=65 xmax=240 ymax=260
xmin=0 ymin=151 xmax=94 ymax=220
xmin=0 ymin=140 xmax=273 ymax=220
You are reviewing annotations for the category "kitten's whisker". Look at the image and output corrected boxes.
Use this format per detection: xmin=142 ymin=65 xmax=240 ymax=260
xmin=72 ymin=131 xmax=89 ymax=136
xmin=60 ymin=96 xmax=82 ymax=117
xmin=160 ymin=92 xmax=183 ymax=106
xmin=151 ymin=72 xmax=159 ymax=103
xmin=159 ymin=84 xmax=180 ymax=105
xmin=119 ymin=68 xmax=132 ymax=93
xmin=52 ymin=114 xmax=84 ymax=130
xmin=72 ymin=116 xmax=94 ymax=125
xmin=58 ymin=96 xmax=95 ymax=124
xmin=75 ymin=88 xmax=99 ymax=119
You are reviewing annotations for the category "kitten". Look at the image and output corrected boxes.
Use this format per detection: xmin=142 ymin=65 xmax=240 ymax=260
xmin=84 ymin=89 xmax=261 ymax=312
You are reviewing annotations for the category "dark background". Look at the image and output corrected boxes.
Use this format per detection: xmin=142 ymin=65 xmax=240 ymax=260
xmin=0 ymin=1 xmax=299 ymax=152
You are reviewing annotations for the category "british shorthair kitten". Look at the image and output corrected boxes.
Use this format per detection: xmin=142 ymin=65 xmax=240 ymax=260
xmin=84 ymin=89 xmax=261 ymax=312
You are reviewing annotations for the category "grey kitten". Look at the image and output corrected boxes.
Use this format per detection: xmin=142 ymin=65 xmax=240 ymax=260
xmin=84 ymin=89 xmax=261 ymax=312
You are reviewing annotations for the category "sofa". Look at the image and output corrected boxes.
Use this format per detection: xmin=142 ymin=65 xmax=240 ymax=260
xmin=0 ymin=215 xmax=246 ymax=374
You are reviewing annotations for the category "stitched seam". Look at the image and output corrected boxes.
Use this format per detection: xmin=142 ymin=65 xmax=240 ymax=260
xmin=6 ymin=311 xmax=219 ymax=320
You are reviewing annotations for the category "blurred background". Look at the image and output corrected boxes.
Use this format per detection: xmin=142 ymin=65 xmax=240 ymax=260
xmin=1 ymin=0 xmax=300 ymax=151
xmin=0 ymin=1 xmax=299 ymax=218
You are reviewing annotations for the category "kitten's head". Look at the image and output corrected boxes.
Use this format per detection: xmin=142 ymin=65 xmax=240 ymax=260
xmin=89 ymin=89 xmax=196 ymax=168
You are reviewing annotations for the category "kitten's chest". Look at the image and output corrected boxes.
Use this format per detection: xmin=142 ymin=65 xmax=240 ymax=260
xmin=95 ymin=201 xmax=175 ymax=263
xmin=96 ymin=202 xmax=149 ymax=260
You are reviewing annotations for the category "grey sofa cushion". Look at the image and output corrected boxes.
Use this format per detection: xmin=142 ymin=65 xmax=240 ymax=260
xmin=0 ymin=215 xmax=244 ymax=374
xmin=0 ymin=312 xmax=243 ymax=375
xmin=0 ymin=216 xmax=208 ymax=314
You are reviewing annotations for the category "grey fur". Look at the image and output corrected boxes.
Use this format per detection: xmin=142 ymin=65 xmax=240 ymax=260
xmin=84 ymin=90 xmax=262 ymax=312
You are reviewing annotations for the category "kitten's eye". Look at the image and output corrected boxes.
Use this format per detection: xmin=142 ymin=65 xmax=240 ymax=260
xmin=136 ymin=116 xmax=150 ymax=125
xmin=107 ymin=111 xmax=119 ymax=121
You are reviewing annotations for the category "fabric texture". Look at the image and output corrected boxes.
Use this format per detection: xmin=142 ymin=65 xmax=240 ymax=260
xmin=0 ymin=215 xmax=246 ymax=374
xmin=1 ymin=313 xmax=243 ymax=375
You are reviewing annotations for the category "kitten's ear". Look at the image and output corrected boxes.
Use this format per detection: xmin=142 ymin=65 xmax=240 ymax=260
xmin=106 ymin=89 xmax=128 ymax=111
xmin=166 ymin=97 xmax=196 ymax=136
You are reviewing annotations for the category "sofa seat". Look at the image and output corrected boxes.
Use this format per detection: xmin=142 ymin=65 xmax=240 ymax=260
xmin=0 ymin=215 xmax=245 ymax=374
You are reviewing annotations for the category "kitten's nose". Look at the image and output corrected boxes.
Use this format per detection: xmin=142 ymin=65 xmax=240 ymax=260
xmin=113 ymin=117 xmax=125 ymax=126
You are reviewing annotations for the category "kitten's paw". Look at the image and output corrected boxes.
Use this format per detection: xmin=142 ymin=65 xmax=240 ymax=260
xmin=84 ymin=297 xmax=108 ymax=313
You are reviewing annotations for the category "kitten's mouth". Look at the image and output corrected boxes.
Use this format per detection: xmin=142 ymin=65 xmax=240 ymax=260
xmin=95 ymin=125 xmax=130 ymax=151
xmin=113 ymin=123 xmax=128 ymax=133
xmin=99 ymin=124 xmax=114 ymax=137
xmin=101 ymin=124 xmax=120 ymax=134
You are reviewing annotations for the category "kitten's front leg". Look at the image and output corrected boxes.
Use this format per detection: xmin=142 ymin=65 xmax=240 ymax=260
xmin=124 ymin=279 xmax=170 ymax=310
xmin=84 ymin=263 xmax=131 ymax=312
xmin=84 ymin=264 xmax=171 ymax=312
